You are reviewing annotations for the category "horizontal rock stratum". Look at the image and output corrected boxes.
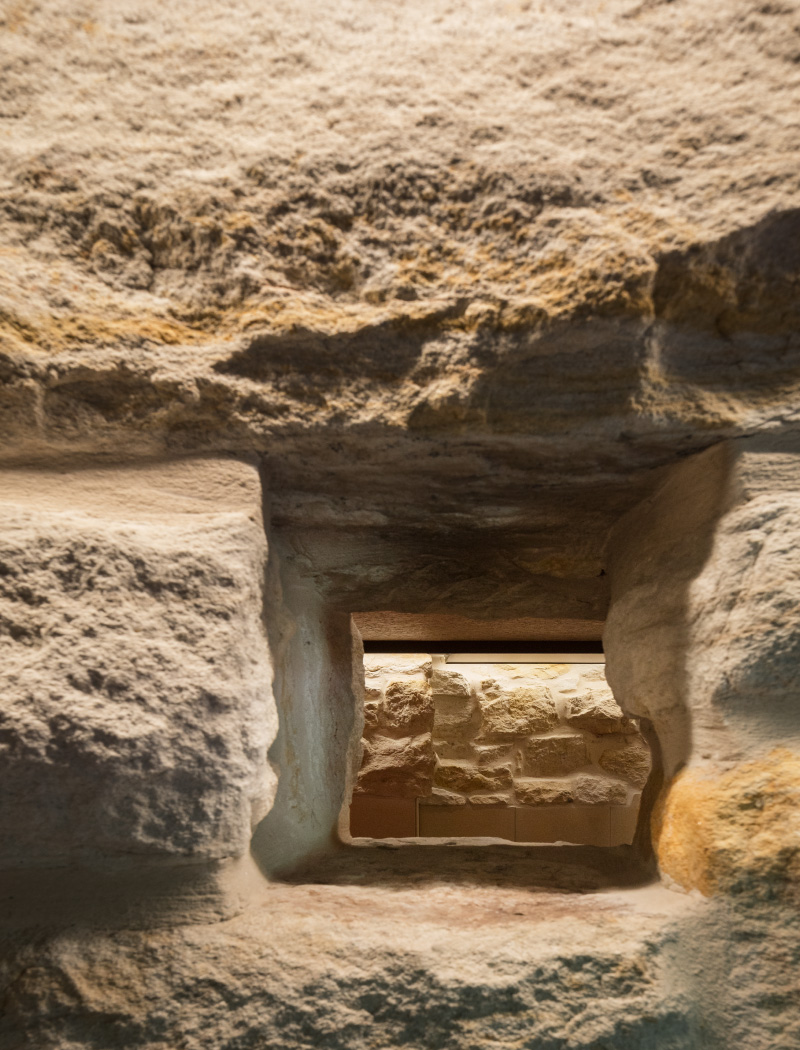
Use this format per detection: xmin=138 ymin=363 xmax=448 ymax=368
xmin=1 ymin=1 xmax=800 ymax=1048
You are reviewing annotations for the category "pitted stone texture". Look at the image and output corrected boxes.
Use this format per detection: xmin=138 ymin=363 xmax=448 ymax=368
xmin=0 ymin=868 xmax=700 ymax=1050
xmin=434 ymin=763 xmax=513 ymax=795
xmin=432 ymin=694 xmax=480 ymax=742
xmin=0 ymin=459 xmax=274 ymax=867
xmin=355 ymin=734 xmax=435 ymax=798
xmin=599 ymin=739 xmax=652 ymax=789
xmin=479 ymin=683 xmax=558 ymax=739
xmin=520 ymin=734 xmax=589 ymax=777
xmin=565 ymin=684 xmax=640 ymax=736
xmin=382 ymin=678 xmax=433 ymax=735
xmin=430 ymin=668 xmax=471 ymax=698
xmin=515 ymin=778 xmax=575 ymax=806
xmin=573 ymin=775 xmax=629 ymax=806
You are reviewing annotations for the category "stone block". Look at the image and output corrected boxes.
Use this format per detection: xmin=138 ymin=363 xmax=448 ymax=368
xmin=430 ymin=668 xmax=471 ymax=697
xmin=355 ymin=733 xmax=435 ymax=798
xmin=520 ymin=734 xmax=589 ymax=777
xmin=599 ymin=739 xmax=651 ymax=788
xmin=434 ymin=762 xmax=513 ymax=794
xmin=564 ymin=686 xmax=639 ymax=735
xmin=479 ymin=684 xmax=558 ymax=739
xmin=515 ymin=778 xmax=575 ymax=806
xmin=0 ymin=458 xmax=274 ymax=868
xmin=469 ymin=794 xmax=511 ymax=806
xmin=474 ymin=744 xmax=514 ymax=766
xmin=382 ymin=678 xmax=433 ymax=734
xmin=572 ymin=774 xmax=629 ymax=805
xmin=433 ymin=694 xmax=480 ymax=741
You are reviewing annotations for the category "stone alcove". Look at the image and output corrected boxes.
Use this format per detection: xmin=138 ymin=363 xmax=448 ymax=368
xmin=348 ymin=646 xmax=652 ymax=846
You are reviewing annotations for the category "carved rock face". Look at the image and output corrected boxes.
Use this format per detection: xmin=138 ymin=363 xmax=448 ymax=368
xmin=355 ymin=734 xmax=436 ymax=799
xmin=479 ymin=684 xmax=559 ymax=739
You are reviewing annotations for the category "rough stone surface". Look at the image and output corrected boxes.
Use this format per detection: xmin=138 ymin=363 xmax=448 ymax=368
xmin=469 ymin=794 xmax=511 ymax=807
xmin=606 ymin=438 xmax=800 ymax=920
xmin=0 ymin=459 xmax=274 ymax=868
xmin=430 ymin=668 xmax=471 ymax=698
xmin=432 ymin=694 xmax=480 ymax=742
xmin=382 ymin=678 xmax=434 ymax=735
xmin=573 ymin=775 xmax=629 ymax=806
xmin=565 ymin=687 xmax=640 ymax=736
xmin=2 ymin=0 xmax=800 ymax=1044
xmin=600 ymin=739 xmax=653 ymax=789
xmin=515 ymin=778 xmax=575 ymax=806
xmin=355 ymin=734 xmax=435 ymax=799
xmin=520 ymin=734 xmax=589 ymax=777
xmin=434 ymin=762 xmax=513 ymax=795
xmin=479 ymin=684 xmax=558 ymax=738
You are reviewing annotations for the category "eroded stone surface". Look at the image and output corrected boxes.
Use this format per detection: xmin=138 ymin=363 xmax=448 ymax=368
xmin=355 ymin=734 xmax=436 ymax=798
xmin=573 ymin=775 xmax=629 ymax=806
xmin=434 ymin=762 xmax=514 ymax=795
xmin=382 ymin=679 xmax=434 ymax=735
xmin=520 ymin=734 xmax=589 ymax=777
xmin=515 ymin=779 xmax=575 ymax=806
xmin=479 ymin=683 xmax=559 ymax=738
xmin=600 ymin=739 xmax=652 ymax=789
xmin=0 ymin=459 xmax=274 ymax=867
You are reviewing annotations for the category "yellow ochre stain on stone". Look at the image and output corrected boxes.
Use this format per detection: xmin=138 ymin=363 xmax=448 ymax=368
xmin=653 ymin=749 xmax=800 ymax=899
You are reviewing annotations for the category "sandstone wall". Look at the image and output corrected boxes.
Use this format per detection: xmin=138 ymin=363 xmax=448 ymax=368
xmin=355 ymin=655 xmax=650 ymax=836
xmin=0 ymin=457 xmax=276 ymax=918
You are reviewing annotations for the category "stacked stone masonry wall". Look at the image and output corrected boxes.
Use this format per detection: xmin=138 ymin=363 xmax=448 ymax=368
xmin=354 ymin=654 xmax=650 ymax=838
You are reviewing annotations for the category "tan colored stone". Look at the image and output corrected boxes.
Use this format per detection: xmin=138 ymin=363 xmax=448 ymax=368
xmin=434 ymin=763 xmax=513 ymax=794
xmin=355 ymin=734 xmax=435 ymax=798
xmin=430 ymin=668 xmax=471 ymax=697
xmin=573 ymin=775 xmax=628 ymax=805
xmin=474 ymin=744 xmax=514 ymax=767
xmin=520 ymin=735 xmax=589 ymax=777
xmin=599 ymin=739 xmax=651 ymax=788
xmin=363 ymin=699 xmax=381 ymax=731
xmin=479 ymin=685 xmax=558 ymax=739
xmin=382 ymin=678 xmax=433 ymax=734
xmin=564 ymin=687 xmax=639 ymax=736
xmin=494 ymin=663 xmax=569 ymax=680
xmin=515 ymin=779 xmax=575 ymax=806
xmin=432 ymin=694 xmax=480 ymax=742
xmin=470 ymin=794 xmax=511 ymax=806
xmin=653 ymin=749 xmax=800 ymax=900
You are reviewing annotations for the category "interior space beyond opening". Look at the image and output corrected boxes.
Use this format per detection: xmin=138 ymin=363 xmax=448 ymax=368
xmin=349 ymin=645 xmax=651 ymax=846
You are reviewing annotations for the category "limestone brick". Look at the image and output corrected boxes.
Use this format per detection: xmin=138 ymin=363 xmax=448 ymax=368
xmin=382 ymin=678 xmax=434 ymax=735
xmin=599 ymin=739 xmax=652 ymax=788
xmin=573 ymin=775 xmax=629 ymax=806
xmin=470 ymin=794 xmax=511 ymax=806
xmin=430 ymin=668 xmax=471 ymax=697
xmin=515 ymin=779 xmax=575 ymax=806
xmin=520 ymin=735 xmax=589 ymax=777
xmin=564 ymin=686 xmax=639 ymax=736
xmin=434 ymin=763 xmax=513 ymax=795
xmin=432 ymin=694 xmax=480 ymax=742
xmin=355 ymin=734 xmax=435 ymax=798
xmin=479 ymin=684 xmax=558 ymax=739
xmin=474 ymin=744 xmax=514 ymax=767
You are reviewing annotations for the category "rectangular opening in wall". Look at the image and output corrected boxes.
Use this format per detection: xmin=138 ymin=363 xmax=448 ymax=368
xmin=349 ymin=642 xmax=651 ymax=846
